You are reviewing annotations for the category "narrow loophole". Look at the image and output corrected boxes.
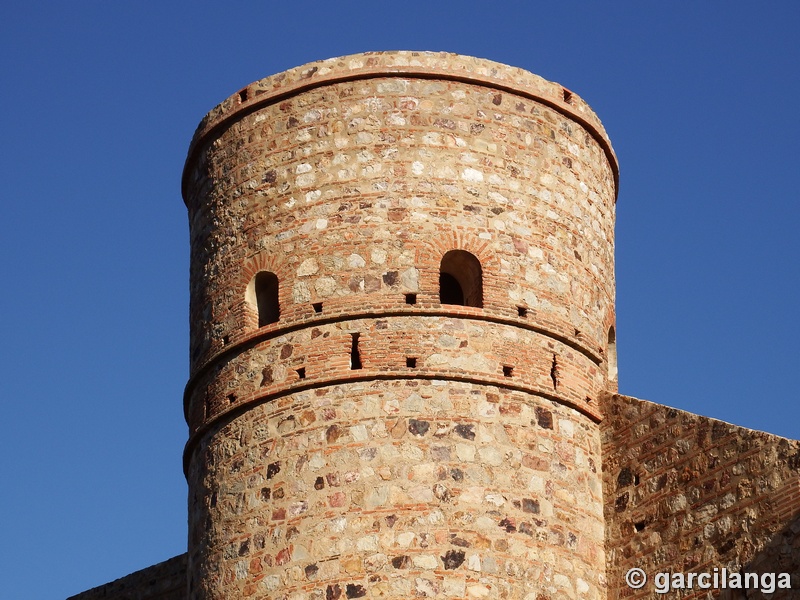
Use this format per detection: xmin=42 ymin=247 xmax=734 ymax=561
xmin=503 ymin=365 xmax=514 ymax=378
xmin=405 ymin=293 xmax=417 ymax=305
xmin=517 ymin=306 xmax=527 ymax=318
xmin=406 ymin=357 xmax=417 ymax=368
xmin=634 ymin=474 xmax=640 ymax=486
xmin=350 ymin=334 xmax=362 ymax=370
xmin=550 ymin=354 xmax=559 ymax=391
xmin=607 ymin=326 xmax=618 ymax=382
xmin=296 ymin=367 xmax=306 ymax=379
xmin=312 ymin=302 xmax=323 ymax=314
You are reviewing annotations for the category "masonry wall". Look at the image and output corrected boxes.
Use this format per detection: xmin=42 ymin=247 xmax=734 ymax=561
xmin=602 ymin=393 xmax=800 ymax=599
xmin=67 ymin=554 xmax=187 ymax=600
xmin=182 ymin=52 xmax=618 ymax=600
xmin=189 ymin=382 xmax=606 ymax=598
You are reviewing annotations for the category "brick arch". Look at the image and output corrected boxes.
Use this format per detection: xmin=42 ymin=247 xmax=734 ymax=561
xmin=241 ymin=253 xmax=288 ymax=283
xmin=239 ymin=253 xmax=291 ymax=332
xmin=417 ymin=231 xmax=498 ymax=304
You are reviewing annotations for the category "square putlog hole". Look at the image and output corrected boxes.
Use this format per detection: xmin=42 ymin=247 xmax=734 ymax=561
xmin=406 ymin=357 xmax=417 ymax=368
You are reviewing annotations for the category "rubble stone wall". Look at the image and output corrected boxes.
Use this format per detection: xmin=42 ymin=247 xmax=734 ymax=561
xmin=602 ymin=393 xmax=800 ymax=599
xmin=67 ymin=554 xmax=187 ymax=600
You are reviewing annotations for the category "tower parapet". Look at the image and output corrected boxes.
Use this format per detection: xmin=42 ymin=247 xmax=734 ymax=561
xmin=183 ymin=51 xmax=618 ymax=599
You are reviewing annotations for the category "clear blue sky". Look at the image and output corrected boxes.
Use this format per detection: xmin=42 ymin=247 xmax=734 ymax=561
xmin=1 ymin=2 xmax=798 ymax=598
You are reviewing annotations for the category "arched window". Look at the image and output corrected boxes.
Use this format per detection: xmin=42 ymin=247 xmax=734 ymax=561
xmin=607 ymin=326 xmax=618 ymax=382
xmin=246 ymin=271 xmax=280 ymax=327
xmin=439 ymin=250 xmax=483 ymax=308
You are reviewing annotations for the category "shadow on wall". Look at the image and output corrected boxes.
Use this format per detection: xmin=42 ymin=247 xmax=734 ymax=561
xmin=719 ymin=513 xmax=800 ymax=599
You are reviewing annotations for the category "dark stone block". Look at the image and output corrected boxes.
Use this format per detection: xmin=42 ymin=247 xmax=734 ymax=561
xmin=454 ymin=424 xmax=475 ymax=440
xmin=617 ymin=467 xmax=633 ymax=489
xmin=408 ymin=419 xmax=430 ymax=436
xmin=442 ymin=549 xmax=465 ymax=569
xmin=346 ymin=583 xmax=367 ymax=598
xmin=535 ymin=407 xmax=553 ymax=429
xmin=522 ymin=498 xmax=540 ymax=514
xmin=391 ymin=555 xmax=410 ymax=569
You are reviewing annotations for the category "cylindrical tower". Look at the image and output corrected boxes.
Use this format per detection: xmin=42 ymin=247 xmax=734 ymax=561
xmin=182 ymin=52 xmax=618 ymax=600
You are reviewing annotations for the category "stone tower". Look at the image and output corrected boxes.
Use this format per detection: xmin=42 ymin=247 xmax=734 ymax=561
xmin=181 ymin=52 xmax=619 ymax=599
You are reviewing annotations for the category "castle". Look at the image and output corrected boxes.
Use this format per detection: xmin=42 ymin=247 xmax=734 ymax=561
xmin=70 ymin=52 xmax=799 ymax=600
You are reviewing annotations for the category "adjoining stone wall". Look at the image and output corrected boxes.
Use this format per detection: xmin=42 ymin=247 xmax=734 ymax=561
xmin=602 ymin=393 xmax=800 ymax=598
xmin=67 ymin=554 xmax=187 ymax=600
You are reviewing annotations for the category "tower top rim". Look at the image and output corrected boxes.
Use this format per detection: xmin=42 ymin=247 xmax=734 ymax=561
xmin=182 ymin=51 xmax=618 ymax=200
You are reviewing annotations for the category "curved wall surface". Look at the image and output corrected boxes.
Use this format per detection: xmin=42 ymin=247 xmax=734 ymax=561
xmin=182 ymin=51 xmax=618 ymax=600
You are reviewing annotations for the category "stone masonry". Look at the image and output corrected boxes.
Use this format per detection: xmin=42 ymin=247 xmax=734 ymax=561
xmin=69 ymin=52 xmax=799 ymax=600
